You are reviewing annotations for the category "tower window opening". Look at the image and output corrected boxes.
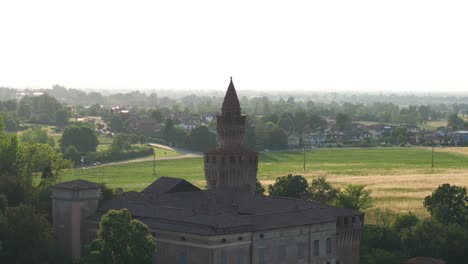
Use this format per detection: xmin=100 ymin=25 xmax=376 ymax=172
xmin=221 ymin=156 xmax=225 ymax=163
xmin=230 ymin=156 xmax=235 ymax=164
xmin=212 ymin=156 xmax=216 ymax=164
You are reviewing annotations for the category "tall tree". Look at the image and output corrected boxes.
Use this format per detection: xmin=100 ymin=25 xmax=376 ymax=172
xmin=0 ymin=204 xmax=56 ymax=264
xmin=336 ymin=184 xmax=374 ymax=210
xmin=423 ymin=183 xmax=468 ymax=226
xmin=82 ymin=209 xmax=156 ymax=264
xmin=268 ymin=174 xmax=309 ymax=198
xmin=61 ymin=124 xmax=99 ymax=153
xmin=308 ymin=177 xmax=339 ymax=204
xmin=336 ymin=113 xmax=352 ymax=131
xmin=189 ymin=126 xmax=216 ymax=152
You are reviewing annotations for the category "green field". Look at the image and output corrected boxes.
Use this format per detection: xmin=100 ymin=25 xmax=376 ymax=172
xmin=63 ymin=147 xmax=468 ymax=217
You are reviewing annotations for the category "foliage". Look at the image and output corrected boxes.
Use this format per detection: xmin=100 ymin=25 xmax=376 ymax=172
xmin=266 ymin=128 xmax=288 ymax=150
xmin=18 ymin=94 xmax=64 ymax=124
xmin=335 ymin=184 xmax=373 ymax=210
xmin=0 ymin=176 xmax=37 ymax=207
xmin=0 ymin=204 xmax=56 ymax=264
xmin=255 ymin=179 xmax=265 ymax=195
xmin=55 ymin=108 xmax=69 ymax=126
xmin=19 ymin=143 xmax=72 ymax=180
xmin=19 ymin=126 xmax=54 ymax=147
xmin=188 ymin=126 xmax=216 ymax=152
xmin=361 ymin=247 xmax=401 ymax=264
xmin=0 ymin=112 xmax=19 ymax=131
xmin=423 ymin=183 xmax=468 ymax=226
xmin=0 ymin=194 xmax=7 ymax=213
xmin=336 ymin=113 xmax=352 ymax=131
xmin=0 ymin=133 xmax=20 ymax=176
xmin=82 ymin=209 xmax=156 ymax=264
xmin=308 ymin=177 xmax=339 ymax=203
xmin=392 ymin=212 xmax=419 ymax=233
xmin=401 ymin=219 xmax=468 ymax=264
xmin=109 ymin=134 xmax=131 ymax=153
xmin=61 ymin=124 xmax=99 ymax=153
xmin=63 ymin=145 xmax=82 ymax=165
xmin=268 ymin=174 xmax=309 ymax=198
xmin=448 ymin=113 xmax=464 ymax=129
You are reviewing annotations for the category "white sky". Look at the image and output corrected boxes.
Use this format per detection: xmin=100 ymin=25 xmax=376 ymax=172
xmin=0 ymin=0 xmax=467 ymax=92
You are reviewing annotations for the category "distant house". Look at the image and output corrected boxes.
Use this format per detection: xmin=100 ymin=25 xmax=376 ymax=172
xmin=179 ymin=121 xmax=197 ymax=130
xmin=423 ymin=134 xmax=444 ymax=145
xmin=303 ymin=132 xmax=327 ymax=147
xmin=407 ymin=125 xmax=421 ymax=133
xmin=287 ymin=133 xmax=300 ymax=148
xmin=452 ymin=130 xmax=468 ymax=145
xmin=434 ymin=126 xmax=453 ymax=138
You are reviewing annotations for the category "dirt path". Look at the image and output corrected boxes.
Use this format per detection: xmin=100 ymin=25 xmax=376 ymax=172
xmin=93 ymin=153 xmax=201 ymax=168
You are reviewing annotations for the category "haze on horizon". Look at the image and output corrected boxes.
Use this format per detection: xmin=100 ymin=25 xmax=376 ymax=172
xmin=1 ymin=0 xmax=467 ymax=93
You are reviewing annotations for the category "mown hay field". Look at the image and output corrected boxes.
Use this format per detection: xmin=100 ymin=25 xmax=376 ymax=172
xmin=64 ymin=147 xmax=468 ymax=217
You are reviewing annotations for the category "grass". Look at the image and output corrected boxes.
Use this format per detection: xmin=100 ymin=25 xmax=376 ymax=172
xmin=63 ymin=147 xmax=468 ymax=218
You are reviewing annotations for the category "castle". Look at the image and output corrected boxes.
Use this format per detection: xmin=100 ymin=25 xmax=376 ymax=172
xmin=51 ymin=79 xmax=363 ymax=263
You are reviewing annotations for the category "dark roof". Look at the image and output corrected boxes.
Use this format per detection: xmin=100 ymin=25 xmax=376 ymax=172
xmin=405 ymin=257 xmax=446 ymax=264
xmin=90 ymin=180 xmax=360 ymax=236
xmin=221 ymin=78 xmax=240 ymax=111
xmin=52 ymin=179 xmax=101 ymax=190
xmin=142 ymin=177 xmax=201 ymax=195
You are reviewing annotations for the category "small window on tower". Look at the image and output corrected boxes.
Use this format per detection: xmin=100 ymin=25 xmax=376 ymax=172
xmin=221 ymin=156 xmax=225 ymax=163
xmin=230 ymin=156 xmax=235 ymax=163
xmin=212 ymin=156 xmax=217 ymax=164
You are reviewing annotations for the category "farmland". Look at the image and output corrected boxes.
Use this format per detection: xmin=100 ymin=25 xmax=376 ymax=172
xmin=64 ymin=147 xmax=468 ymax=217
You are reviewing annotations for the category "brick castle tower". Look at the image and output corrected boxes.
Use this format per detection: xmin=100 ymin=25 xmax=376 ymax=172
xmin=204 ymin=78 xmax=258 ymax=193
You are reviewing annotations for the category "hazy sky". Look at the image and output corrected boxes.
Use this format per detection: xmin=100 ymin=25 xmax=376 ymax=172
xmin=1 ymin=0 xmax=467 ymax=92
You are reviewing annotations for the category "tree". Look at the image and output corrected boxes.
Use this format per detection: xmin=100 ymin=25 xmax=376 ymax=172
xmin=109 ymin=134 xmax=131 ymax=153
xmin=448 ymin=113 xmax=464 ymax=129
xmin=423 ymin=183 xmax=468 ymax=226
xmin=109 ymin=115 xmax=125 ymax=132
xmin=401 ymin=219 xmax=468 ymax=264
xmin=361 ymin=248 xmax=400 ymax=264
xmin=268 ymin=174 xmax=309 ymax=198
xmin=336 ymin=113 xmax=352 ymax=131
xmin=61 ymin=124 xmax=99 ymax=153
xmin=55 ymin=108 xmax=69 ymax=126
xmin=336 ymin=184 xmax=374 ymax=210
xmin=267 ymin=128 xmax=288 ymax=150
xmin=163 ymin=118 xmax=174 ymax=143
xmin=19 ymin=143 xmax=72 ymax=180
xmin=308 ymin=177 xmax=339 ymax=204
xmin=82 ymin=209 xmax=156 ymax=264
xmin=255 ymin=179 xmax=265 ymax=195
xmin=189 ymin=126 xmax=216 ymax=152
xmin=0 ymin=194 xmax=7 ymax=213
xmin=19 ymin=127 xmax=51 ymax=145
xmin=0 ymin=204 xmax=56 ymax=264
xmin=392 ymin=212 xmax=419 ymax=233
xmin=63 ymin=145 xmax=82 ymax=165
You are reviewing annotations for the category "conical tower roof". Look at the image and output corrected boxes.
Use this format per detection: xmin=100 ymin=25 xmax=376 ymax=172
xmin=222 ymin=77 xmax=240 ymax=111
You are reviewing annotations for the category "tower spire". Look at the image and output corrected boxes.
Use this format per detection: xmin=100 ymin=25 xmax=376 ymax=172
xmin=222 ymin=77 xmax=240 ymax=112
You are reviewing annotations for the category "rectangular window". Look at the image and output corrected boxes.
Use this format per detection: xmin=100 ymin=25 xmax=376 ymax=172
xmin=220 ymin=251 xmax=227 ymax=264
xmin=236 ymin=253 xmax=243 ymax=264
xmin=297 ymin=242 xmax=304 ymax=259
xmin=313 ymin=240 xmax=320 ymax=256
xmin=178 ymin=251 xmax=187 ymax=264
xmin=258 ymin=248 xmax=265 ymax=264
xmin=278 ymin=244 xmax=286 ymax=261
xmin=326 ymin=237 xmax=332 ymax=255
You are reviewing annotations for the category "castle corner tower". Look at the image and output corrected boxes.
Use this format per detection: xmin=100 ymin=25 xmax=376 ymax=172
xmin=204 ymin=78 xmax=258 ymax=193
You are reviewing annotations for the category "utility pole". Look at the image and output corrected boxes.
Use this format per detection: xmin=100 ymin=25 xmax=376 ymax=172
xmin=153 ymin=148 xmax=156 ymax=176
xmin=303 ymin=147 xmax=306 ymax=171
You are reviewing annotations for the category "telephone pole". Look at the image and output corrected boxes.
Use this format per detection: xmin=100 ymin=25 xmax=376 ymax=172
xmin=431 ymin=143 xmax=434 ymax=168
xmin=303 ymin=147 xmax=306 ymax=171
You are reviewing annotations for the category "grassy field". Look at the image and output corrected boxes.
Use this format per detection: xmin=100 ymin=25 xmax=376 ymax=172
xmin=63 ymin=147 xmax=468 ymax=217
